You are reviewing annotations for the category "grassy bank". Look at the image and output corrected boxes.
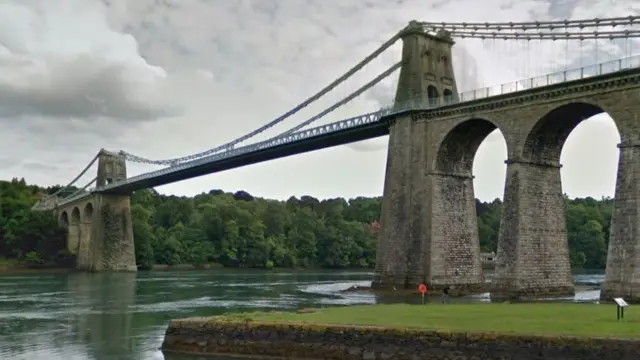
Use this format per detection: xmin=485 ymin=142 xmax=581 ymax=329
xmin=230 ymin=303 xmax=639 ymax=339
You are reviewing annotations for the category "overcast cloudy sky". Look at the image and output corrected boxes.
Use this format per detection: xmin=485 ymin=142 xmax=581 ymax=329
xmin=1 ymin=0 xmax=639 ymax=201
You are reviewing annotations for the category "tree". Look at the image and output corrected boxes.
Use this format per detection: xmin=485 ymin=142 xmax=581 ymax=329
xmin=0 ymin=179 xmax=618 ymax=271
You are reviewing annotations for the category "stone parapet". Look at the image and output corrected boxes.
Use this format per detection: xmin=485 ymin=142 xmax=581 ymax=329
xmin=162 ymin=319 xmax=640 ymax=360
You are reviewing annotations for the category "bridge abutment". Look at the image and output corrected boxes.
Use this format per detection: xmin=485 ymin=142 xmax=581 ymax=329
xmin=55 ymin=150 xmax=136 ymax=272
xmin=491 ymin=159 xmax=574 ymax=300
xmin=601 ymin=142 xmax=640 ymax=303
xmin=58 ymin=194 xmax=136 ymax=272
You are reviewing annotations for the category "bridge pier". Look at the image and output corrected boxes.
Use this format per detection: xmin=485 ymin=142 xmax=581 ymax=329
xmin=373 ymin=117 xmax=422 ymax=288
xmin=601 ymin=142 xmax=640 ymax=303
xmin=373 ymin=118 xmax=484 ymax=293
xmin=427 ymin=171 xmax=484 ymax=293
xmin=89 ymin=194 xmax=137 ymax=272
xmin=491 ymin=159 xmax=574 ymax=300
xmin=373 ymin=20 xmax=473 ymax=291
xmin=77 ymin=204 xmax=93 ymax=270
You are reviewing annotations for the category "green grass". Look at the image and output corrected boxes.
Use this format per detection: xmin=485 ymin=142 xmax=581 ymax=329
xmin=238 ymin=303 xmax=640 ymax=339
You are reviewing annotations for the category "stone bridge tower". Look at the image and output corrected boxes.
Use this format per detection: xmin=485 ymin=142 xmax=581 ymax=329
xmin=373 ymin=20 xmax=483 ymax=293
xmin=55 ymin=150 xmax=136 ymax=272
xmin=97 ymin=149 xmax=127 ymax=187
xmin=394 ymin=20 xmax=458 ymax=109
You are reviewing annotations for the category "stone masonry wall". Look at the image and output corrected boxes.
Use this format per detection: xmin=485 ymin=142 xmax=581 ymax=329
xmin=374 ymin=117 xmax=414 ymax=288
xmin=375 ymin=62 xmax=640 ymax=300
xmin=57 ymin=198 xmax=94 ymax=270
xmin=491 ymin=161 xmax=574 ymax=300
xmin=66 ymin=225 xmax=80 ymax=254
xmin=89 ymin=194 xmax=137 ymax=272
xmin=601 ymin=142 xmax=640 ymax=301
xmin=76 ymin=222 xmax=92 ymax=270
xmin=58 ymin=194 xmax=136 ymax=272
xmin=429 ymin=174 xmax=484 ymax=292
xmin=162 ymin=319 xmax=640 ymax=360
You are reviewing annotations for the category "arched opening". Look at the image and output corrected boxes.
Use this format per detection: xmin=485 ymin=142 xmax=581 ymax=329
xmin=427 ymin=85 xmax=439 ymax=107
xmin=522 ymin=102 xmax=607 ymax=164
xmin=436 ymin=118 xmax=502 ymax=175
xmin=71 ymin=207 xmax=81 ymax=226
xmin=433 ymin=118 xmax=508 ymax=285
xmin=83 ymin=202 xmax=94 ymax=223
xmin=60 ymin=211 xmax=69 ymax=228
xmin=443 ymin=89 xmax=454 ymax=104
xmin=522 ymin=102 xmax=620 ymax=273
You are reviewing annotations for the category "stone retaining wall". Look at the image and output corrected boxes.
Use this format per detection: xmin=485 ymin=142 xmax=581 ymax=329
xmin=162 ymin=318 xmax=640 ymax=360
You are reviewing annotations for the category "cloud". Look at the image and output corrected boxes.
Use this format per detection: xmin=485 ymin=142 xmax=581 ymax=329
xmin=1 ymin=0 xmax=638 ymax=202
xmin=0 ymin=0 xmax=180 ymax=121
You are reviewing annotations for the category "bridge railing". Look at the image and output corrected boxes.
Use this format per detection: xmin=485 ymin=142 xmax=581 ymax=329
xmin=458 ymin=54 xmax=640 ymax=103
xmin=51 ymin=186 xmax=96 ymax=208
xmin=55 ymin=53 xmax=640 ymax=206
xmin=389 ymin=54 xmax=640 ymax=111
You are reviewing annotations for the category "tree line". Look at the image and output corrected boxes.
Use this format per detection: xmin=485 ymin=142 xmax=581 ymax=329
xmin=0 ymin=178 xmax=612 ymax=270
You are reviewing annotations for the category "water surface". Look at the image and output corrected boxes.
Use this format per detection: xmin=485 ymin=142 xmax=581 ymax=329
xmin=0 ymin=269 xmax=604 ymax=360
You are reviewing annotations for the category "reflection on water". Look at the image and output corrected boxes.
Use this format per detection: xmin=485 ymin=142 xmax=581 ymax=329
xmin=0 ymin=269 xmax=604 ymax=360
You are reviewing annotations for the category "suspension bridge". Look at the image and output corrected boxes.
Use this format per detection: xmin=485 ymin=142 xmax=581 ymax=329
xmin=32 ymin=16 xmax=640 ymax=302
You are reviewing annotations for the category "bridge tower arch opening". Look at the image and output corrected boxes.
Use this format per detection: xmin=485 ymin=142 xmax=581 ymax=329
xmin=428 ymin=118 xmax=507 ymax=292
xmin=427 ymin=85 xmax=440 ymax=106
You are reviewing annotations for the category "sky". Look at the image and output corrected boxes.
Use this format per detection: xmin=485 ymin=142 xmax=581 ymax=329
xmin=1 ymin=0 xmax=639 ymax=202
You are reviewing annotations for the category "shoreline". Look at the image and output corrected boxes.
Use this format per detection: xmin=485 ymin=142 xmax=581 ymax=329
xmin=161 ymin=304 xmax=640 ymax=360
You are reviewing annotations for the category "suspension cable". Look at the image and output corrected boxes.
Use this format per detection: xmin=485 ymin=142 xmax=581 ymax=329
xmin=119 ymin=32 xmax=403 ymax=166
xmin=278 ymin=60 xmax=404 ymax=136
xmin=442 ymin=30 xmax=640 ymax=40
xmin=63 ymin=177 xmax=97 ymax=200
xmin=50 ymin=153 xmax=99 ymax=196
xmin=419 ymin=16 xmax=640 ymax=31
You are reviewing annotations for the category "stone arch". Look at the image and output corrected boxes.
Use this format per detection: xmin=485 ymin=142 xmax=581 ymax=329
xmin=83 ymin=202 xmax=94 ymax=223
xmin=435 ymin=117 xmax=506 ymax=176
xmin=59 ymin=211 xmax=69 ymax=227
xmin=71 ymin=207 xmax=81 ymax=226
xmin=521 ymin=101 xmax=619 ymax=164
xmin=428 ymin=117 xmax=506 ymax=291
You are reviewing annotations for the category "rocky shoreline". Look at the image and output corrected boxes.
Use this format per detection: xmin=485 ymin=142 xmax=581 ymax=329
xmin=161 ymin=317 xmax=640 ymax=360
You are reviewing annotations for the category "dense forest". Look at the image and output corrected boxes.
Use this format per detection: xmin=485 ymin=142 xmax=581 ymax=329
xmin=0 ymin=178 xmax=612 ymax=270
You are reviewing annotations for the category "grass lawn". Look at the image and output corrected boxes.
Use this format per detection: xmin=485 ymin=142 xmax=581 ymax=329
xmin=235 ymin=303 xmax=640 ymax=339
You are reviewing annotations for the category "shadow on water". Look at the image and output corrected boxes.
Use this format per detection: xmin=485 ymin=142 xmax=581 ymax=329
xmin=0 ymin=268 xmax=605 ymax=360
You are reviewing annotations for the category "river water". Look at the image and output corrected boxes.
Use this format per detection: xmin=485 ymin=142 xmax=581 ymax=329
xmin=0 ymin=269 xmax=604 ymax=360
